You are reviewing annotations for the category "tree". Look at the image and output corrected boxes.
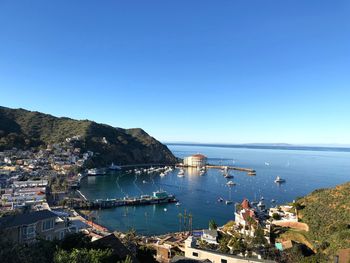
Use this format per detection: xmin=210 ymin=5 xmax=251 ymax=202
xmin=252 ymin=226 xmax=267 ymax=246
xmin=54 ymin=248 xmax=113 ymax=263
xmin=209 ymin=219 xmax=218 ymax=230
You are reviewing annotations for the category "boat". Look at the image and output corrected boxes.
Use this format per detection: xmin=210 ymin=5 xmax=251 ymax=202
xmin=225 ymin=200 xmax=233 ymax=205
xmin=271 ymin=199 xmax=276 ymax=203
xmin=265 ymin=162 xmax=270 ymax=166
xmin=178 ymin=169 xmax=185 ymax=177
xmin=164 ymin=208 xmax=167 ymax=212
xmin=224 ymin=173 xmax=233 ymax=179
xmin=109 ymin=162 xmax=121 ymax=170
xmin=226 ymin=181 xmax=236 ymax=186
xmin=142 ymin=180 xmax=148 ymax=184
xmin=218 ymin=197 xmax=224 ymax=202
xmin=87 ymin=168 xmax=106 ymax=176
xmin=160 ymin=172 xmax=165 ymax=177
xmin=274 ymin=176 xmax=285 ymax=183
xmin=257 ymin=201 xmax=265 ymax=208
xmin=175 ymin=202 xmax=181 ymax=206
xmin=251 ymin=201 xmax=258 ymax=205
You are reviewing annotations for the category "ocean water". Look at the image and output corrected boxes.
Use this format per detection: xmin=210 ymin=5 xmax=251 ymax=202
xmin=79 ymin=144 xmax=350 ymax=235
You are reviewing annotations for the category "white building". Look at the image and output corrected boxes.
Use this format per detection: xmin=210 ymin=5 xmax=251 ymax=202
xmin=183 ymin=154 xmax=207 ymax=167
xmin=184 ymin=236 xmax=273 ymax=263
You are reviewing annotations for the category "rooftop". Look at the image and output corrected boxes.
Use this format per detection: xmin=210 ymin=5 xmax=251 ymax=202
xmin=0 ymin=209 xmax=57 ymax=229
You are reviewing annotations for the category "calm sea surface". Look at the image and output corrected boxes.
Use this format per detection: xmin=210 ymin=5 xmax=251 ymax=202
xmin=79 ymin=144 xmax=350 ymax=235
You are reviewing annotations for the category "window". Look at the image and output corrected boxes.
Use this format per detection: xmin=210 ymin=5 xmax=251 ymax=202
xmin=21 ymin=224 xmax=36 ymax=240
xmin=42 ymin=219 xmax=54 ymax=231
xmin=221 ymin=259 xmax=228 ymax=263
xmin=192 ymin=252 xmax=198 ymax=257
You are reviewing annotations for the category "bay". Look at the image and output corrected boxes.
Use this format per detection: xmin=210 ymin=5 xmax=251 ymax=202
xmin=79 ymin=144 xmax=350 ymax=235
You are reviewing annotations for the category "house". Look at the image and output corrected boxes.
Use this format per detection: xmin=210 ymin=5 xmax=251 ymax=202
xmin=234 ymin=199 xmax=259 ymax=237
xmin=201 ymin=229 xmax=218 ymax=244
xmin=184 ymin=236 xmax=274 ymax=263
xmin=0 ymin=210 xmax=70 ymax=243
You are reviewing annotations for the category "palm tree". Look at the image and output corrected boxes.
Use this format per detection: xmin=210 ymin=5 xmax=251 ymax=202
xmin=209 ymin=219 xmax=218 ymax=230
xmin=188 ymin=213 xmax=193 ymax=234
xmin=178 ymin=213 xmax=183 ymax=232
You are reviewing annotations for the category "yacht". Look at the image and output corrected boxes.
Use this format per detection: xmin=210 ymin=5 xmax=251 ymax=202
xmin=225 ymin=200 xmax=233 ymax=205
xmin=218 ymin=197 xmax=224 ymax=202
xmin=178 ymin=169 xmax=185 ymax=177
xmin=226 ymin=181 xmax=236 ymax=186
xmin=175 ymin=202 xmax=181 ymax=206
xmin=274 ymin=176 xmax=286 ymax=183
xmin=87 ymin=168 xmax=106 ymax=176
xmin=160 ymin=172 xmax=166 ymax=177
xmin=142 ymin=180 xmax=148 ymax=184
xmin=109 ymin=162 xmax=121 ymax=170
xmin=265 ymin=162 xmax=270 ymax=166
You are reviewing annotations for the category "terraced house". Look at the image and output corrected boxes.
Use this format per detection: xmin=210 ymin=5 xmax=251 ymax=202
xmin=0 ymin=210 xmax=70 ymax=243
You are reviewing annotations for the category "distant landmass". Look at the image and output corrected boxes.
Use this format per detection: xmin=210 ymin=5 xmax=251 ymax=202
xmin=166 ymin=142 xmax=350 ymax=153
xmin=0 ymin=106 xmax=177 ymax=166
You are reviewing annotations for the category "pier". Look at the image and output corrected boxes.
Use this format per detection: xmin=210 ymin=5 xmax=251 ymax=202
xmin=72 ymin=191 xmax=177 ymax=210
xmin=205 ymin=165 xmax=256 ymax=173
xmin=178 ymin=164 xmax=256 ymax=175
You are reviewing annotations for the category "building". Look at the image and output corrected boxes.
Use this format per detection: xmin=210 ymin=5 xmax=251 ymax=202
xmin=184 ymin=236 xmax=274 ymax=263
xmin=0 ymin=210 xmax=70 ymax=243
xmin=183 ymin=154 xmax=207 ymax=167
xmin=234 ymin=199 xmax=259 ymax=237
xmin=201 ymin=229 xmax=218 ymax=245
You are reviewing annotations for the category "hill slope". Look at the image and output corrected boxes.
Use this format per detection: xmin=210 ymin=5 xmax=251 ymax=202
xmin=295 ymin=181 xmax=350 ymax=256
xmin=0 ymin=106 xmax=177 ymax=166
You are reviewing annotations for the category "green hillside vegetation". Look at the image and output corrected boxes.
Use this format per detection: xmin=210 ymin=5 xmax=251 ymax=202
xmin=292 ymin=181 xmax=350 ymax=258
xmin=0 ymin=106 xmax=176 ymax=166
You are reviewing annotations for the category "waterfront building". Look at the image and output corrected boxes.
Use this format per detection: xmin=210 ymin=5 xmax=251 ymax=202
xmin=183 ymin=154 xmax=207 ymax=167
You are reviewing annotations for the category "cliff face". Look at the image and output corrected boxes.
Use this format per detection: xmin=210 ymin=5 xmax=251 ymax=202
xmin=0 ymin=106 xmax=177 ymax=166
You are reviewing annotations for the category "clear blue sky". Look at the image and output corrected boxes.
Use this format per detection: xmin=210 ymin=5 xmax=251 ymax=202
xmin=0 ymin=1 xmax=349 ymax=145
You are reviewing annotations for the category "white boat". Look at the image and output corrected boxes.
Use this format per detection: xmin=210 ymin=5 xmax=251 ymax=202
xmin=175 ymin=202 xmax=181 ymax=206
xmin=178 ymin=169 xmax=185 ymax=177
xmin=218 ymin=197 xmax=224 ymax=202
xmin=226 ymin=181 xmax=236 ymax=186
xmin=160 ymin=172 xmax=165 ymax=177
xmin=142 ymin=180 xmax=148 ymax=184
xmin=87 ymin=168 xmax=106 ymax=176
xmin=225 ymin=200 xmax=233 ymax=205
xmin=109 ymin=162 xmax=121 ymax=170
xmin=265 ymin=162 xmax=270 ymax=166
xmin=274 ymin=176 xmax=286 ymax=183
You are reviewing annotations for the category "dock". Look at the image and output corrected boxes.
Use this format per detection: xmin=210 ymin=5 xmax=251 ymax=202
xmin=205 ymin=165 xmax=256 ymax=173
xmin=178 ymin=164 xmax=256 ymax=175
xmin=72 ymin=191 xmax=177 ymax=210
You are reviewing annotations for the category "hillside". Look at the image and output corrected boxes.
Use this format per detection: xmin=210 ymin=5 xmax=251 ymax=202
xmin=290 ymin=181 xmax=350 ymax=258
xmin=0 ymin=106 xmax=177 ymax=166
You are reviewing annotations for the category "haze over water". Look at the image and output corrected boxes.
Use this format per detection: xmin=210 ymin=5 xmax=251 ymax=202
xmin=79 ymin=144 xmax=350 ymax=235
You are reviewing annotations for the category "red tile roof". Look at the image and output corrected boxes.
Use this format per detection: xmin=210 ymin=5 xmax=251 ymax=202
xmin=241 ymin=199 xmax=251 ymax=209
